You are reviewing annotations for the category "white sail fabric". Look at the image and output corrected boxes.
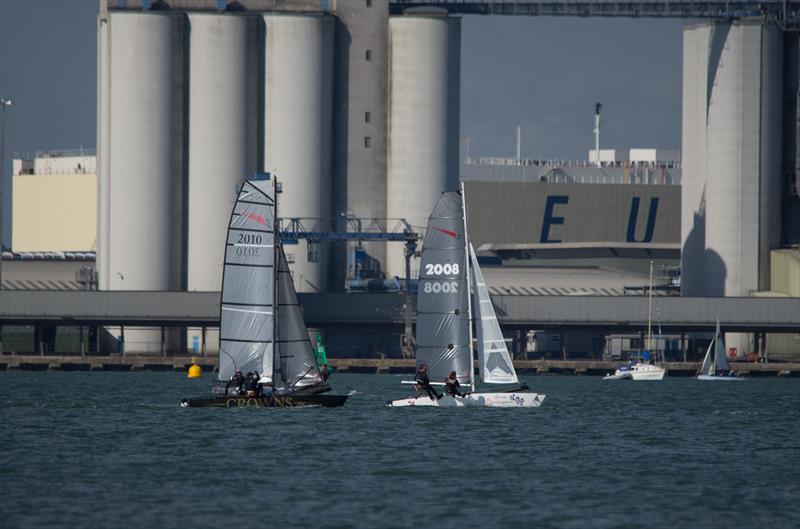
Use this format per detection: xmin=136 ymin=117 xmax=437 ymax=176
xmin=713 ymin=320 xmax=731 ymax=372
xmin=275 ymin=246 xmax=322 ymax=389
xmin=219 ymin=180 xmax=275 ymax=382
xmin=416 ymin=191 xmax=473 ymax=385
xmin=700 ymin=320 xmax=730 ymax=376
xmin=470 ymin=245 xmax=518 ymax=384
xmin=700 ymin=341 xmax=714 ymax=376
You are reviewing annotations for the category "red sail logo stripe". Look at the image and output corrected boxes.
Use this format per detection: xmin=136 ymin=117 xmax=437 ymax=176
xmin=243 ymin=211 xmax=267 ymax=225
xmin=433 ymin=227 xmax=458 ymax=239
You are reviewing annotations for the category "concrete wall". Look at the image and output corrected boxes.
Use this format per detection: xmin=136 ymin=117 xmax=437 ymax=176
xmin=331 ymin=0 xmax=390 ymax=290
xmin=681 ymin=21 xmax=784 ymax=355
xmin=682 ymin=21 xmax=783 ymax=298
xmin=464 ymin=182 xmax=680 ymax=250
xmin=765 ymin=249 xmax=800 ymax=358
xmin=12 ymin=173 xmax=97 ymax=252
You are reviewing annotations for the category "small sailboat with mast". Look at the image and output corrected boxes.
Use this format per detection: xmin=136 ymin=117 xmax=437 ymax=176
xmin=181 ymin=175 xmax=350 ymax=408
xmin=602 ymin=260 xmax=666 ymax=381
xmin=697 ymin=320 xmax=744 ymax=381
xmin=387 ymin=186 xmax=545 ymax=408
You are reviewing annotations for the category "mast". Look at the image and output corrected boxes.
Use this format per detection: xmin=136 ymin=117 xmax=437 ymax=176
xmin=647 ymin=259 xmax=653 ymax=359
xmin=272 ymin=174 xmax=280 ymax=386
xmin=460 ymin=180 xmax=475 ymax=392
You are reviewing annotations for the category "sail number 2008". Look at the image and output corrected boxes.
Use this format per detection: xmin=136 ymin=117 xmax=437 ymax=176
xmin=424 ymin=263 xmax=460 ymax=276
xmin=423 ymin=281 xmax=458 ymax=294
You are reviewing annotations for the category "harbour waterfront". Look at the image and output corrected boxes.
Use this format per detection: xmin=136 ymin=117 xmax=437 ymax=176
xmin=3 ymin=354 xmax=800 ymax=377
xmin=1 ymin=373 xmax=798 ymax=529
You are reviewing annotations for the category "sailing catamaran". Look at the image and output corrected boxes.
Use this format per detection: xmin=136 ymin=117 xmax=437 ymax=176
xmin=697 ymin=320 xmax=743 ymax=381
xmin=602 ymin=260 xmax=666 ymax=381
xmin=388 ymin=188 xmax=545 ymax=408
xmin=181 ymin=176 xmax=350 ymax=408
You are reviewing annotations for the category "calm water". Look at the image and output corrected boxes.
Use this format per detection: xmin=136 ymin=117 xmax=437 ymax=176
xmin=1 ymin=373 xmax=798 ymax=529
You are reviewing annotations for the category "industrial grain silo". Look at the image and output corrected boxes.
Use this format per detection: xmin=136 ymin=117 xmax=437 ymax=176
xmin=98 ymin=11 xmax=185 ymax=352
xmin=185 ymin=13 xmax=260 ymax=353
xmin=187 ymin=14 xmax=259 ymax=291
xmin=681 ymin=21 xmax=783 ymax=355
xmin=263 ymin=14 xmax=334 ymax=293
xmin=386 ymin=13 xmax=461 ymax=278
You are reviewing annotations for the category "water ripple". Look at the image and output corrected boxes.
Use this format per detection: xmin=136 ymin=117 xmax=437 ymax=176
xmin=1 ymin=373 xmax=798 ymax=529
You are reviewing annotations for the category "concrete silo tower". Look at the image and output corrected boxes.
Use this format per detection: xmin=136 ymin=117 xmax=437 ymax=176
xmin=681 ymin=21 xmax=784 ymax=354
xmin=386 ymin=11 xmax=461 ymax=278
xmin=97 ymin=11 xmax=186 ymax=352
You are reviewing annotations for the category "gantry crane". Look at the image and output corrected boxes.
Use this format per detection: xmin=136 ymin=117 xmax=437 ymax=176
xmin=278 ymin=215 xmax=419 ymax=359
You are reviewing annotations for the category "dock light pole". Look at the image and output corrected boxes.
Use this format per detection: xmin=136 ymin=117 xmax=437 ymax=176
xmin=0 ymin=98 xmax=11 ymax=356
xmin=0 ymin=98 xmax=12 ymax=291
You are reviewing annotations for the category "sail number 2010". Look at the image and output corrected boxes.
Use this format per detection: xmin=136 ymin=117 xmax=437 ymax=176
xmin=237 ymin=233 xmax=262 ymax=244
xmin=424 ymin=263 xmax=460 ymax=276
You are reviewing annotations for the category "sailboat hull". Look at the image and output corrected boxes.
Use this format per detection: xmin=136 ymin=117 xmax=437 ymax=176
xmin=387 ymin=392 xmax=545 ymax=408
xmin=181 ymin=393 xmax=350 ymax=408
xmin=697 ymin=374 xmax=744 ymax=381
xmin=602 ymin=363 xmax=665 ymax=381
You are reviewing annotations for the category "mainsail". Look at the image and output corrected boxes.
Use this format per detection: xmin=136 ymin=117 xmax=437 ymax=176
xmin=713 ymin=320 xmax=731 ymax=372
xmin=700 ymin=320 xmax=730 ymax=375
xmin=275 ymin=246 xmax=322 ymax=388
xmin=699 ymin=341 xmax=713 ymax=376
xmin=416 ymin=191 xmax=472 ymax=385
xmin=219 ymin=180 xmax=275 ymax=382
xmin=470 ymin=245 xmax=518 ymax=384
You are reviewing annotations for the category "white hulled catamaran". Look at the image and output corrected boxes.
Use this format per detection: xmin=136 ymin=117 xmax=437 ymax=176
xmin=182 ymin=176 xmax=350 ymax=408
xmin=388 ymin=187 xmax=545 ymax=408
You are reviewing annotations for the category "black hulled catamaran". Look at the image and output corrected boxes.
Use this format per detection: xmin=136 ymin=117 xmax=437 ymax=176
xmin=181 ymin=176 xmax=350 ymax=408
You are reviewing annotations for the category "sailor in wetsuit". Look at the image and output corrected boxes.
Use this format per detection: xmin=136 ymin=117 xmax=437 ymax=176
xmin=444 ymin=371 xmax=465 ymax=398
xmin=320 ymin=364 xmax=330 ymax=382
xmin=243 ymin=372 xmax=260 ymax=397
xmin=414 ymin=363 xmax=442 ymax=400
xmin=225 ymin=370 xmax=245 ymax=396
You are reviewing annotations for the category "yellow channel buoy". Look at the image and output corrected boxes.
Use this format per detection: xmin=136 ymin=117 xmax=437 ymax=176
xmin=188 ymin=356 xmax=202 ymax=379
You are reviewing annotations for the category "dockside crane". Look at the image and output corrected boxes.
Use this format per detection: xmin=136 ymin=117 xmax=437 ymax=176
xmin=278 ymin=215 xmax=419 ymax=359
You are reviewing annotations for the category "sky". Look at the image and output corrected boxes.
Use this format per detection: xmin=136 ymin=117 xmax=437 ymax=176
xmin=0 ymin=0 xmax=683 ymax=246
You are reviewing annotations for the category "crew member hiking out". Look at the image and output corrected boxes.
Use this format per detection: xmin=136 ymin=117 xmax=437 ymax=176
xmin=444 ymin=371 xmax=465 ymax=398
xmin=225 ymin=369 xmax=245 ymax=396
xmin=320 ymin=363 xmax=330 ymax=382
xmin=243 ymin=372 xmax=259 ymax=397
xmin=414 ymin=363 xmax=441 ymax=400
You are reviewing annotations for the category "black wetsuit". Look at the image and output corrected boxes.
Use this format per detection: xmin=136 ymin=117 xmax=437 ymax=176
xmin=244 ymin=375 xmax=259 ymax=394
xmin=415 ymin=371 xmax=440 ymax=400
xmin=444 ymin=377 xmax=463 ymax=397
xmin=225 ymin=373 xmax=245 ymax=395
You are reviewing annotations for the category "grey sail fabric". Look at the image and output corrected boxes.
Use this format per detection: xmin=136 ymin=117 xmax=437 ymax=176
xmin=416 ymin=191 xmax=472 ymax=385
xmin=470 ymin=245 xmax=518 ymax=384
xmin=275 ymin=246 xmax=322 ymax=389
xmin=713 ymin=321 xmax=731 ymax=372
xmin=219 ymin=180 xmax=275 ymax=383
